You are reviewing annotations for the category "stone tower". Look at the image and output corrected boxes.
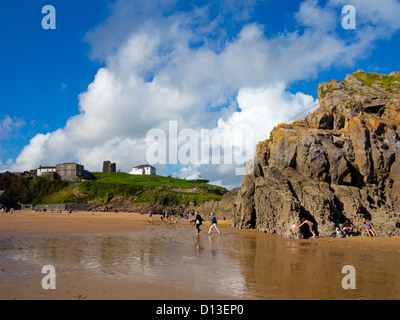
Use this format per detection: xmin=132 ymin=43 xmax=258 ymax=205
xmin=103 ymin=161 xmax=116 ymax=173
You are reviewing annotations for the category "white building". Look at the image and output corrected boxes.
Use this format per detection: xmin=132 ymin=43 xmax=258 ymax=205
xmin=37 ymin=166 xmax=56 ymax=177
xmin=131 ymin=165 xmax=156 ymax=175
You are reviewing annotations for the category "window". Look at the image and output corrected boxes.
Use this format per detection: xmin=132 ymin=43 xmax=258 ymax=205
xmin=67 ymin=171 xmax=71 ymax=175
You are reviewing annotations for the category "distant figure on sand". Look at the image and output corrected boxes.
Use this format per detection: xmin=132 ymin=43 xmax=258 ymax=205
xmin=364 ymin=218 xmax=377 ymax=237
xmin=208 ymin=213 xmax=221 ymax=235
xmin=295 ymin=218 xmax=316 ymax=239
xmin=193 ymin=212 xmax=203 ymax=234
xmin=148 ymin=210 xmax=153 ymax=222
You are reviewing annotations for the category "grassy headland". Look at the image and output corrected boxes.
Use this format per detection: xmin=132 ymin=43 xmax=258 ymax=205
xmin=0 ymin=171 xmax=227 ymax=210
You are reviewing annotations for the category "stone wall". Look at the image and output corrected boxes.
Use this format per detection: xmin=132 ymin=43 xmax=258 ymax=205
xmin=34 ymin=204 xmax=90 ymax=211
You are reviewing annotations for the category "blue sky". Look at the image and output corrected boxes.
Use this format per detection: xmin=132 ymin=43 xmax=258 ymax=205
xmin=0 ymin=1 xmax=108 ymax=159
xmin=1 ymin=0 xmax=400 ymax=188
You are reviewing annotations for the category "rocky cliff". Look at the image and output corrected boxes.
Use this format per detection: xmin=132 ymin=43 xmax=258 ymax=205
xmin=232 ymin=70 xmax=400 ymax=238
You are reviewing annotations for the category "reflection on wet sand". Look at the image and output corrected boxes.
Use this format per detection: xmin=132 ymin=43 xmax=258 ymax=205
xmin=1 ymin=224 xmax=399 ymax=299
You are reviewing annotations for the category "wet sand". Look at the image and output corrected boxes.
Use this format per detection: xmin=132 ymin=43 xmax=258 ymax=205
xmin=0 ymin=210 xmax=235 ymax=300
xmin=0 ymin=210 xmax=151 ymax=235
xmin=1 ymin=211 xmax=400 ymax=300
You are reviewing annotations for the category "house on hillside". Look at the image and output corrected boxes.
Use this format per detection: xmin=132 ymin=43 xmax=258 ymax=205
xmin=37 ymin=166 xmax=57 ymax=177
xmin=56 ymin=163 xmax=93 ymax=181
xmin=35 ymin=162 xmax=93 ymax=182
xmin=131 ymin=164 xmax=156 ymax=175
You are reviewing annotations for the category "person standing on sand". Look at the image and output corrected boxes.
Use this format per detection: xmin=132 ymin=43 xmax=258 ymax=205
xmin=148 ymin=210 xmax=153 ymax=222
xmin=208 ymin=213 xmax=221 ymax=235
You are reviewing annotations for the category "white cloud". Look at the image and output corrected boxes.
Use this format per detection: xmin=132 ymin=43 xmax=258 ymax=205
xmin=8 ymin=0 xmax=400 ymax=188
xmin=295 ymin=0 xmax=337 ymax=32
xmin=0 ymin=115 xmax=24 ymax=137
xmin=174 ymin=84 xmax=316 ymax=187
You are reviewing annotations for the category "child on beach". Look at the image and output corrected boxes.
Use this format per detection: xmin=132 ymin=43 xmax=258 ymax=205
xmin=208 ymin=213 xmax=221 ymax=235
xmin=295 ymin=218 xmax=316 ymax=239
xmin=363 ymin=218 xmax=377 ymax=237
xmin=342 ymin=219 xmax=356 ymax=237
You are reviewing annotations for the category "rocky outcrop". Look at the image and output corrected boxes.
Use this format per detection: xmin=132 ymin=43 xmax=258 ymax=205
xmin=232 ymin=71 xmax=400 ymax=238
xmin=193 ymin=188 xmax=239 ymax=220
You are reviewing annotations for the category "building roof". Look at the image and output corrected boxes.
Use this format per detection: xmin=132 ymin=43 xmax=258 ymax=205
xmin=188 ymin=175 xmax=209 ymax=183
xmin=57 ymin=162 xmax=83 ymax=166
xmin=38 ymin=166 xmax=56 ymax=169
xmin=133 ymin=164 xmax=156 ymax=169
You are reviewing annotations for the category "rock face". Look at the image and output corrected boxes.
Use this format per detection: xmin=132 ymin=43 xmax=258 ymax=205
xmin=193 ymin=188 xmax=239 ymax=220
xmin=232 ymin=71 xmax=400 ymax=238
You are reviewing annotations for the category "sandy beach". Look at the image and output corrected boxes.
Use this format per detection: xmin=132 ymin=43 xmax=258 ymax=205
xmin=0 ymin=210 xmax=152 ymax=235
xmin=1 ymin=210 xmax=400 ymax=300
xmin=0 ymin=210 xmax=235 ymax=300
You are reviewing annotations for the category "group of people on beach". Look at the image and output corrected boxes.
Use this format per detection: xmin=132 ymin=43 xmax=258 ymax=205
xmin=294 ymin=217 xmax=377 ymax=239
xmin=193 ymin=212 xmax=221 ymax=235
xmin=0 ymin=207 xmax=14 ymax=214
xmin=147 ymin=209 xmax=172 ymax=222
xmin=147 ymin=208 xmax=221 ymax=235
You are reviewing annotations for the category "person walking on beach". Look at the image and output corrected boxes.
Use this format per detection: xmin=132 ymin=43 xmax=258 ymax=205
xmin=363 ymin=218 xmax=377 ymax=237
xmin=193 ymin=212 xmax=203 ymax=234
xmin=148 ymin=210 xmax=153 ymax=222
xmin=208 ymin=213 xmax=221 ymax=235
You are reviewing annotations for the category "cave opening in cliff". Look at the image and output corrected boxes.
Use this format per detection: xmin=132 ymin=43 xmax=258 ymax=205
xmin=363 ymin=105 xmax=385 ymax=116
xmin=299 ymin=207 xmax=319 ymax=238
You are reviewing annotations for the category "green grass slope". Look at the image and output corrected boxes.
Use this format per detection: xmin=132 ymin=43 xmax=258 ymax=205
xmin=37 ymin=172 xmax=227 ymax=207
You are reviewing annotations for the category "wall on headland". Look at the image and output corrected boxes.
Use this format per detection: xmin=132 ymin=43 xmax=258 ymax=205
xmin=34 ymin=204 xmax=90 ymax=211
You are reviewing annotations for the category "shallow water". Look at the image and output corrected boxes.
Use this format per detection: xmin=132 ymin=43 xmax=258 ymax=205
xmin=1 ymin=225 xmax=399 ymax=299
